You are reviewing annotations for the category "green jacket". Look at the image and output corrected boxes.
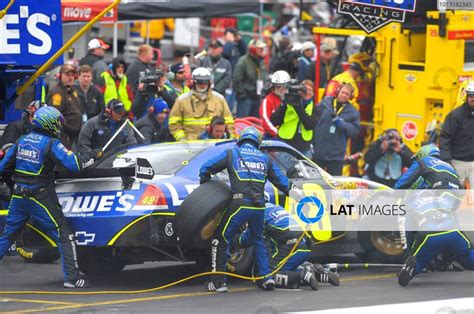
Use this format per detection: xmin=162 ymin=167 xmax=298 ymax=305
xmin=232 ymin=54 xmax=266 ymax=100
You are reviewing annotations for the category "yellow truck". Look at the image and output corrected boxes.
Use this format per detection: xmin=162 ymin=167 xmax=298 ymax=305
xmin=313 ymin=9 xmax=474 ymax=152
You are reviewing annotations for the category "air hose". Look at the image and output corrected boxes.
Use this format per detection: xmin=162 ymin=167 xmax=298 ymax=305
xmin=0 ymin=233 xmax=307 ymax=295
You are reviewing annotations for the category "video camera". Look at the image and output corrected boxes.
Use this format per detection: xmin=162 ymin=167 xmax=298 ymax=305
xmin=287 ymin=79 xmax=307 ymax=94
xmin=139 ymin=69 xmax=164 ymax=95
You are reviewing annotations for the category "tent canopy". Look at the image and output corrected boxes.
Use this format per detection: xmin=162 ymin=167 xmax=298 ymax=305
xmin=117 ymin=2 xmax=260 ymax=20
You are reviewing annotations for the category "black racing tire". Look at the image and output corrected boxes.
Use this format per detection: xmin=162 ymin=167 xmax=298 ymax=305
xmin=175 ymin=180 xmax=232 ymax=249
xmin=358 ymin=231 xmax=404 ymax=264
xmin=16 ymin=246 xmax=60 ymax=264
xmin=78 ymin=248 xmax=125 ymax=275
xmin=228 ymin=244 xmax=255 ymax=275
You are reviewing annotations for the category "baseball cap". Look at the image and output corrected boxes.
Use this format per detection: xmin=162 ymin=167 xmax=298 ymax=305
xmin=60 ymin=64 xmax=77 ymax=74
xmin=321 ymin=38 xmax=337 ymax=52
xmin=209 ymin=39 xmax=224 ymax=48
xmin=152 ymin=99 xmax=169 ymax=115
xmin=300 ymin=41 xmax=316 ymax=52
xmin=108 ymin=100 xmax=126 ymax=114
xmin=249 ymin=39 xmax=267 ymax=49
xmin=88 ymin=38 xmax=110 ymax=50
xmin=169 ymin=63 xmax=185 ymax=74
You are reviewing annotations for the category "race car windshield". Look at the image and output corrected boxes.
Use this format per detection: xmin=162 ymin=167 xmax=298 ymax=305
xmin=96 ymin=143 xmax=211 ymax=175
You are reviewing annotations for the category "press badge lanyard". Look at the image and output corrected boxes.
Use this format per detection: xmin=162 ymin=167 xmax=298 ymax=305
xmin=330 ymin=99 xmax=344 ymax=134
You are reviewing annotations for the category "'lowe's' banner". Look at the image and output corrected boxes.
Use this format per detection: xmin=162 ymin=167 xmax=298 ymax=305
xmin=0 ymin=0 xmax=63 ymax=66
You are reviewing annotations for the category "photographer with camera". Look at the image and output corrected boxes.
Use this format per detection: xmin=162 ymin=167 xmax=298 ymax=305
xmin=78 ymin=99 xmax=137 ymax=163
xmin=130 ymin=68 xmax=174 ymax=119
xmin=270 ymin=80 xmax=317 ymax=157
xmin=364 ymin=129 xmax=413 ymax=187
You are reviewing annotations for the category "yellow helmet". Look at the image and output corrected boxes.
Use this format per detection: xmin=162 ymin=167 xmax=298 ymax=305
xmin=348 ymin=52 xmax=373 ymax=73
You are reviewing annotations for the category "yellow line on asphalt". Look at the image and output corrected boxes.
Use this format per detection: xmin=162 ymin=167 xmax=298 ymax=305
xmin=1 ymin=297 xmax=81 ymax=305
xmin=4 ymin=288 xmax=253 ymax=313
xmin=5 ymin=274 xmax=397 ymax=313
xmin=341 ymin=273 xmax=397 ymax=282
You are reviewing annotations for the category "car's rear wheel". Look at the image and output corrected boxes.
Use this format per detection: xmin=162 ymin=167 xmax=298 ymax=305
xmin=175 ymin=180 xmax=232 ymax=249
xmin=358 ymin=231 xmax=404 ymax=263
xmin=78 ymin=248 xmax=125 ymax=275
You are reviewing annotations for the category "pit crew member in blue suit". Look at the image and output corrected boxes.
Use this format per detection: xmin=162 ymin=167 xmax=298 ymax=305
xmin=394 ymin=145 xmax=473 ymax=286
xmin=0 ymin=106 xmax=91 ymax=288
xmin=199 ymin=126 xmax=291 ymax=292
xmin=239 ymin=202 xmax=339 ymax=290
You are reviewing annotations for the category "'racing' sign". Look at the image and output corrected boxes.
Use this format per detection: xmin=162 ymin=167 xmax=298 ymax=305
xmin=0 ymin=0 xmax=63 ymax=65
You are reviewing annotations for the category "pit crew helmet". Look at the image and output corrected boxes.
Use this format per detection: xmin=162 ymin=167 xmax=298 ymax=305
xmin=237 ymin=126 xmax=263 ymax=147
xmin=32 ymin=106 xmax=65 ymax=137
xmin=415 ymin=144 xmax=441 ymax=160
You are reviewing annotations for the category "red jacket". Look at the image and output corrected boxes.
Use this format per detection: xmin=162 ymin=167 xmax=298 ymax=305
xmin=259 ymin=92 xmax=282 ymax=137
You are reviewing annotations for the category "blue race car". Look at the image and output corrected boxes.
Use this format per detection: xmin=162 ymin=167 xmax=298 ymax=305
xmin=0 ymin=140 xmax=402 ymax=274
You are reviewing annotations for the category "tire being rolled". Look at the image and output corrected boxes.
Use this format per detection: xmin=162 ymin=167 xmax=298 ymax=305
xmin=175 ymin=180 xmax=232 ymax=249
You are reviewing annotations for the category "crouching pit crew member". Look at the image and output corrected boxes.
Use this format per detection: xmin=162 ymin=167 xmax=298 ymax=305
xmin=394 ymin=145 xmax=472 ymax=286
xmin=0 ymin=106 xmax=91 ymax=288
xmin=239 ymin=202 xmax=339 ymax=290
xmin=199 ymin=127 xmax=291 ymax=292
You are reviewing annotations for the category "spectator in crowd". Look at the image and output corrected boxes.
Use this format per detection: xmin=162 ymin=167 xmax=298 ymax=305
xmin=78 ymin=99 xmax=137 ymax=163
xmin=308 ymin=38 xmax=343 ymax=88
xmin=136 ymin=98 xmax=173 ymax=144
xmin=74 ymin=65 xmax=103 ymax=121
xmin=0 ymin=101 xmax=41 ymax=151
xmin=312 ymin=84 xmax=361 ymax=176
xmin=79 ymin=38 xmax=110 ymax=83
xmin=98 ymin=57 xmax=134 ymax=113
xmin=325 ymin=53 xmax=370 ymax=110
xmin=233 ymin=39 xmax=267 ymax=118
xmin=199 ymin=115 xmax=231 ymax=140
xmin=169 ymin=67 xmax=234 ymax=141
xmin=47 ymin=64 xmax=82 ymax=149
xmin=126 ymin=44 xmax=155 ymax=95
xmin=260 ymin=70 xmax=291 ymax=138
xmin=131 ymin=68 xmax=174 ymax=119
xmin=139 ymin=18 xmax=174 ymax=49
xmin=163 ymin=63 xmax=190 ymax=107
xmin=296 ymin=41 xmax=315 ymax=82
xmin=200 ymin=40 xmax=232 ymax=96
xmin=440 ymin=81 xmax=474 ymax=188
xmin=271 ymin=80 xmax=317 ymax=157
xmin=269 ymin=45 xmax=299 ymax=79
xmin=222 ymin=28 xmax=247 ymax=71
xmin=364 ymin=129 xmax=413 ymax=187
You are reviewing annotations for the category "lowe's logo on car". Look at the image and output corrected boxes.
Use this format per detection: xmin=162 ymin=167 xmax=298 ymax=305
xmin=0 ymin=0 xmax=63 ymax=65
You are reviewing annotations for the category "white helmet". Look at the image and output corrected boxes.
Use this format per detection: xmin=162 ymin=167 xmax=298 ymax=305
xmin=271 ymin=70 xmax=291 ymax=85
xmin=192 ymin=67 xmax=211 ymax=82
xmin=466 ymin=81 xmax=474 ymax=97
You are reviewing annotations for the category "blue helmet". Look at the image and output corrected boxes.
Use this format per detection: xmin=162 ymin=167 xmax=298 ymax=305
xmin=32 ymin=106 xmax=65 ymax=137
xmin=415 ymin=144 xmax=440 ymax=160
xmin=237 ymin=126 xmax=262 ymax=147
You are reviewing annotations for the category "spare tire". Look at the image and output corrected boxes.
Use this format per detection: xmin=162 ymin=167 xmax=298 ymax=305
xmin=175 ymin=180 xmax=232 ymax=249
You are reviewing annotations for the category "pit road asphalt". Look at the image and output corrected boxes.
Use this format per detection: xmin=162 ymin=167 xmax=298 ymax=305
xmin=0 ymin=255 xmax=472 ymax=313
